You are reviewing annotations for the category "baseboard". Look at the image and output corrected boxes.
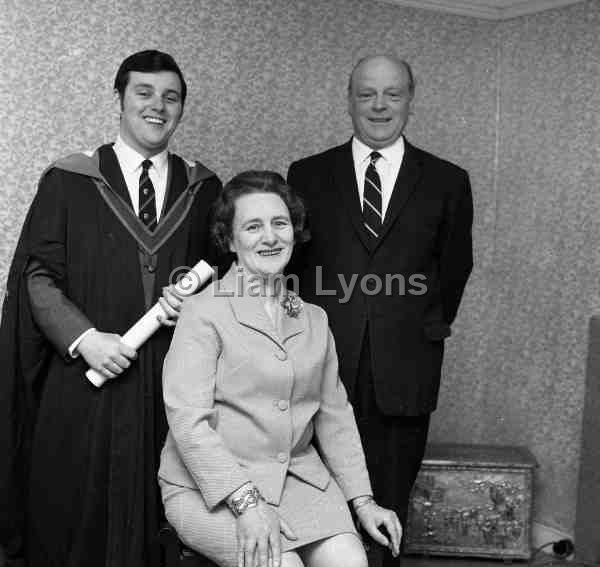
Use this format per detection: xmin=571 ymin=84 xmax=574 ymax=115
xmin=532 ymin=521 xmax=574 ymax=550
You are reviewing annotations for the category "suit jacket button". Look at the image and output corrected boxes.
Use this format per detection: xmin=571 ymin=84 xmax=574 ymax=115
xmin=277 ymin=400 xmax=289 ymax=411
xmin=275 ymin=351 xmax=288 ymax=361
xmin=277 ymin=452 xmax=288 ymax=463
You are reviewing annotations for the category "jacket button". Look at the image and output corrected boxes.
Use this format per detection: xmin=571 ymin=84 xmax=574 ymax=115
xmin=277 ymin=400 xmax=289 ymax=411
xmin=275 ymin=351 xmax=288 ymax=361
xmin=277 ymin=453 xmax=288 ymax=463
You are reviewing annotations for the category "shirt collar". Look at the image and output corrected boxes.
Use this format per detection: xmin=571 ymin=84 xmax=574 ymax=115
xmin=113 ymin=135 xmax=169 ymax=174
xmin=352 ymin=135 xmax=405 ymax=166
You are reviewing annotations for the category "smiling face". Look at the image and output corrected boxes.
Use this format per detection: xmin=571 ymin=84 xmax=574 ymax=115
xmin=229 ymin=192 xmax=294 ymax=279
xmin=348 ymin=56 xmax=413 ymax=150
xmin=118 ymin=70 xmax=183 ymax=157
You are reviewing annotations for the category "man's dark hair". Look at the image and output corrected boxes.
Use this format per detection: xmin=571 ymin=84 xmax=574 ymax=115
xmin=113 ymin=50 xmax=187 ymax=106
xmin=211 ymin=170 xmax=310 ymax=254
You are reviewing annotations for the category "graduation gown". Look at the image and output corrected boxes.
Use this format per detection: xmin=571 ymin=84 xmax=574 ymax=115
xmin=0 ymin=144 xmax=221 ymax=567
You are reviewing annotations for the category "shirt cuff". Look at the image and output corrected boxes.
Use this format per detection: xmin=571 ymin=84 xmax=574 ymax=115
xmin=68 ymin=327 xmax=96 ymax=358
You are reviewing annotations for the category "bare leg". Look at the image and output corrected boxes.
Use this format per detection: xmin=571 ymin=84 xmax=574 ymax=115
xmin=281 ymin=550 xmax=304 ymax=567
xmin=299 ymin=533 xmax=367 ymax=567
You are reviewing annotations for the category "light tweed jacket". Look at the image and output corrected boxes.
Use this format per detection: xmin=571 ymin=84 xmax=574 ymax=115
xmin=158 ymin=265 xmax=372 ymax=510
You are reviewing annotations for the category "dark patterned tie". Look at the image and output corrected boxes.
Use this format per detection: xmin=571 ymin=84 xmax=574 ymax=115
xmin=362 ymin=151 xmax=383 ymax=239
xmin=139 ymin=159 xmax=157 ymax=231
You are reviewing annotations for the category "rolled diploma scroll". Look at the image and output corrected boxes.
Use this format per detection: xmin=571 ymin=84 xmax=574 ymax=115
xmin=86 ymin=260 xmax=215 ymax=387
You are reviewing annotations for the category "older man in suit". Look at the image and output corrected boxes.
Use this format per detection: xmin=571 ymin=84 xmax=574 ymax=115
xmin=287 ymin=54 xmax=473 ymax=566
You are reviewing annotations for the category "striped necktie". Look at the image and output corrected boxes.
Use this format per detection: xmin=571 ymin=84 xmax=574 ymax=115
xmin=362 ymin=151 xmax=382 ymax=239
xmin=139 ymin=159 xmax=157 ymax=231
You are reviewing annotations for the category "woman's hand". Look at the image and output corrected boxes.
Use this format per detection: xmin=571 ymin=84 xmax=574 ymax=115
xmin=236 ymin=500 xmax=297 ymax=567
xmin=354 ymin=497 xmax=402 ymax=558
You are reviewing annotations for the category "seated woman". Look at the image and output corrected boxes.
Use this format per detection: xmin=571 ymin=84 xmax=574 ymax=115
xmin=158 ymin=171 xmax=401 ymax=567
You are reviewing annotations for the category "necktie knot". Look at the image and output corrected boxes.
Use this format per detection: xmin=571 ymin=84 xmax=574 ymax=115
xmin=369 ymin=151 xmax=381 ymax=166
xmin=141 ymin=159 xmax=153 ymax=172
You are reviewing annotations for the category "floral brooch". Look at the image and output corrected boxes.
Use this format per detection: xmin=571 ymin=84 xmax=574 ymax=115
xmin=281 ymin=292 xmax=303 ymax=318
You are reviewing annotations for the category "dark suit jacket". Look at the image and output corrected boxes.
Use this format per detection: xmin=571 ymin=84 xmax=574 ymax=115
xmin=287 ymin=139 xmax=473 ymax=417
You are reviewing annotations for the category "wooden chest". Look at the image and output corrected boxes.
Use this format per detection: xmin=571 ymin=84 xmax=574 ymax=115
xmin=405 ymin=444 xmax=537 ymax=560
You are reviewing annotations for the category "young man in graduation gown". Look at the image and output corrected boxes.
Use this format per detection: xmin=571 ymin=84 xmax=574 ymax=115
xmin=0 ymin=50 xmax=222 ymax=567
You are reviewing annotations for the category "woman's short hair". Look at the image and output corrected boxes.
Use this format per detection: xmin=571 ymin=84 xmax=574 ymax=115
xmin=211 ymin=170 xmax=309 ymax=254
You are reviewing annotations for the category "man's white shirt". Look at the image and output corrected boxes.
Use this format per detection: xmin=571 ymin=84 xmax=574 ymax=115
xmin=113 ymin=135 xmax=169 ymax=221
xmin=352 ymin=135 xmax=405 ymax=221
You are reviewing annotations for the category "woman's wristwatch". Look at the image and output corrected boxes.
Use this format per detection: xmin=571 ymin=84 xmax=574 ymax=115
xmin=228 ymin=485 xmax=264 ymax=517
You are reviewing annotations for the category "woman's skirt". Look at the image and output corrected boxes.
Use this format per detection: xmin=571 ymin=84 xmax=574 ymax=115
xmin=160 ymin=473 xmax=358 ymax=567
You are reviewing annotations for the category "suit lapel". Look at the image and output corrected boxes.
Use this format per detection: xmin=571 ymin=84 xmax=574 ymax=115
xmin=98 ymin=144 xmax=134 ymax=209
xmin=332 ymin=141 xmax=371 ymax=252
xmin=374 ymin=140 xmax=422 ymax=249
xmin=92 ymin=147 xmax=214 ymax=256
xmin=279 ymin=297 xmax=304 ymax=343
xmin=100 ymin=146 xmax=191 ymax=224
xmin=162 ymin=153 xmax=187 ymax=216
xmin=221 ymin=265 xmax=305 ymax=348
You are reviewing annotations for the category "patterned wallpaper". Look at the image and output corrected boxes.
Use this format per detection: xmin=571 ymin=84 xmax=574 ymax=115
xmin=2 ymin=0 xmax=599 ymax=536
xmin=478 ymin=1 xmax=600 ymax=535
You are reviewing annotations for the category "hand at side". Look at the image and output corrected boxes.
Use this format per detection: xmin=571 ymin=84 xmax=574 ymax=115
xmin=354 ymin=498 xmax=402 ymax=558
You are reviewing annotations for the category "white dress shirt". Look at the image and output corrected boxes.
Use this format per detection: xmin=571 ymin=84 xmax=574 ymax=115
xmin=352 ymin=135 xmax=405 ymax=221
xmin=113 ymin=135 xmax=169 ymax=221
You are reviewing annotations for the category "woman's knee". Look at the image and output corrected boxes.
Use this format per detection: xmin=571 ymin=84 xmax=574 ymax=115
xmin=339 ymin=544 xmax=368 ymax=567
xmin=281 ymin=550 xmax=305 ymax=567
xmin=336 ymin=552 xmax=367 ymax=567
xmin=302 ymin=533 xmax=367 ymax=567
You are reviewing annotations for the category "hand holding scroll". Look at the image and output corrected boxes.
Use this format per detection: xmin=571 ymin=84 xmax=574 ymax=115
xmin=85 ymin=260 xmax=215 ymax=387
xmin=78 ymin=331 xmax=137 ymax=380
